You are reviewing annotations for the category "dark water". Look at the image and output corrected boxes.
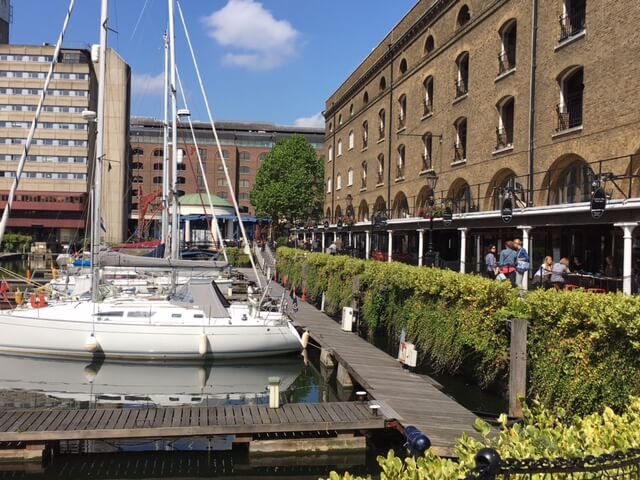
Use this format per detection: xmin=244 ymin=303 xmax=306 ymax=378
xmin=0 ymin=353 xmax=401 ymax=479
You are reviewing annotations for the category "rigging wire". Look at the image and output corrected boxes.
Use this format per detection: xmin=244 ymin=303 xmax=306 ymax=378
xmin=176 ymin=0 xmax=261 ymax=287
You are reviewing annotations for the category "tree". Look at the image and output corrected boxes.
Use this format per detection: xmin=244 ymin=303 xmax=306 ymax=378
xmin=251 ymin=135 xmax=324 ymax=239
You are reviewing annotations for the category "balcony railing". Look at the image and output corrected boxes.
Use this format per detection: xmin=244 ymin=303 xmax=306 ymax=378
xmin=362 ymin=134 xmax=368 ymax=149
xmin=556 ymin=97 xmax=583 ymax=132
xmin=498 ymin=51 xmax=515 ymax=74
xmin=559 ymin=10 xmax=586 ymax=42
xmin=396 ymin=165 xmax=405 ymax=180
xmin=421 ymin=152 xmax=432 ymax=171
xmin=423 ymin=98 xmax=433 ymax=116
xmin=454 ymin=143 xmax=466 ymax=162
xmin=361 ymin=177 xmax=367 ymax=189
xmin=378 ymin=126 xmax=385 ymax=140
xmin=495 ymin=127 xmax=511 ymax=149
xmin=398 ymin=113 xmax=406 ymax=129
xmin=455 ymin=78 xmax=468 ymax=98
xmin=376 ymin=172 xmax=384 ymax=185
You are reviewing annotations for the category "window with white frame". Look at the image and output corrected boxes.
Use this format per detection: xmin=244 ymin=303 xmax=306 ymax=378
xmin=328 ymin=145 xmax=333 ymax=162
xmin=499 ymin=20 xmax=517 ymax=74
xmin=337 ymin=139 xmax=343 ymax=156
xmin=398 ymin=95 xmax=407 ymax=129
xmin=336 ymin=173 xmax=342 ymax=190
xmin=362 ymin=121 xmax=368 ymax=148
xmin=348 ymin=130 xmax=354 ymax=150
xmin=378 ymin=109 xmax=385 ymax=139
xmin=347 ymin=168 xmax=353 ymax=186
xmin=327 ymin=177 xmax=332 ymax=193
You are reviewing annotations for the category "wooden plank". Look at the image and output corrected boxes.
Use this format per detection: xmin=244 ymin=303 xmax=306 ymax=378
xmin=114 ymin=409 xmax=132 ymax=430
xmin=240 ymin=405 xmax=255 ymax=425
xmin=56 ymin=409 xmax=83 ymax=432
xmin=223 ymin=406 xmax=235 ymax=426
xmin=178 ymin=407 xmax=191 ymax=427
xmin=76 ymin=410 xmax=99 ymax=431
xmin=251 ymin=405 xmax=268 ymax=425
xmin=265 ymin=405 xmax=281 ymax=424
xmin=104 ymin=409 xmax=124 ymax=430
xmin=96 ymin=409 xmax=115 ymax=430
xmin=190 ymin=407 xmax=200 ymax=427
xmin=123 ymin=409 xmax=142 ymax=429
xmin=207 ymin=407 xmax=218 ymax=426
xmin=84 ymin=410 xmax=106 ymax=430
xmin=143 ymin=408 xmax=157 ymax=428
xmin=161 ymin=408 xmax=174 ymax=427
xmin=279 ymin=405 xmax=297 ymax=424
xmin=303 ymin=404 xmax=325 ymax=423
xmin=171 ymin=407 xmax=183 ymax=428
xmin=0 ymin=411 xmax=23 ymax=431
xmin=24 ymin=411 xmax=53 ymax=432
xmin=197 ymin=407 xmax=208 ymax=427
xmin=47 ymin=410 xmax=74 ymax=432
xmin=319 ymin=403 xmax=343 ymax=424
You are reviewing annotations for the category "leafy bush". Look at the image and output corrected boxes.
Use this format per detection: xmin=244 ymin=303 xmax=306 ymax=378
xmin=277 ymin=248 xmax=640 ymax=414
xmin=324 ymin=397 xmax=640 ymax=480
xmin=0 ymin=234 xmax=32 ymax=252
xmin=275 ymin=236 xmax=289 ymax=249
xmin=226 ymin=247 xmax=251 ymax=267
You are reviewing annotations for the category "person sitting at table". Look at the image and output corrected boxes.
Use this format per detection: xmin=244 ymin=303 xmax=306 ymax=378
xmin=604 ymin=255 xmax=617 ymax=277
xmin=532 ymin=256 xmax=554 ymax=289
xmin=571 ymin=256 xmax=585 ymax=273
xmin=551 ymin=257 xmax=571 ymax=290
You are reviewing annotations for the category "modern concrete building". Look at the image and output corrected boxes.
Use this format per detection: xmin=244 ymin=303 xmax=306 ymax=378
xmin=321 ymin=0 xmax=640 ymax=293
xmin=0 ymin=44 xmax=130 ymax=247
xmin=129 ymin=118 xmax=324 ymax=241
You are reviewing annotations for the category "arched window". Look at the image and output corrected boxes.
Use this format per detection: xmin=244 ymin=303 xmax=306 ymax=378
xmin=396 ymin=145 xmax=405 ymax=180
xmin=326 ymin=177 xmax=332 ymax=194
xmin=560 ymin=0 xmax=586 ymax=42
xmin=399 ymin=58 xmax=408 ymax=75
xmin=492 ymin=173 xmax=526 ymax=210
xmin=423 ymin=76 xmax=434 ymax=116
xmin=349 ymin=103 xmax=354 ymax=117
xmin=454 ymin=117 xmax=467 ymax=162
xmin=130 ymin=161 xmax=143 ymax=170
xmin=132 ymin=175 xmax=143 ymax=183
xmin=338 ymin=113 xmax=343 ymax=126
xmin=398 ymin=94 xmax=407 ymax=129
xmin=336 ymin=173 xmax=342 ymax=190
xmin=393 ymin=192 xmax=409 ymax=218
xmin=358 ymin=199 xmax=369 ymax=222
xmin=363 ymin=91 xmax=369 ymax=104
xmin=499 ymin=20 xmax=517 ymax=74
xmin=362 ymin=121 xmax=369 ymax=149
xmin=557 ymin=67 xmax=584 ymax=131
xmin=551 ymin=160 xmax=592 ymax=204
xmin=347 ymin=167 xmax=354 ymax=186
xmin=328 ymin=145 xmax=333 ymax=162
xmin=239 ymin=151 xmax=251 ymax=161
xmin=422 ymin=133 xmax=433 ymax=171
xmin=216 ymin=150 xmax=229 ymax=160
xmin=455 ymin=52 xmax=469 ymax=98
xmin=361 ymin=161 xmax=368 ymax=189
xmin=457 ymin=5 xmax=471 ymax=28
xmin=379 ymin=76 xmax=386 ymax=91
xmin=452 ymin=182 xmax=473 ymax=213
xmin=132 ymin=148 xmax=143 ymax=156
xmin=496 ymin=97 xmax=515 ymax=149
xmin=177 ymin=163 xmax=186 ymax=171
xmin=329 ymin=122 xmax=333 ymax=133
xmin=153 ymin=149 xmax=163 ymax=157
xmin=348 ymin=130 xmax=354 ymax=150
xmin=378 ymin=109 xmax=385 ymax=139
xmin=424 ymin=35 xmax=435 ymax=55
xmin=258 ymin=152 xmax=268 ymax=162
xmin=153 ymin=176 xmax=162 ymax=184
xmin=376 ymin=154 xmax=385 ymax=185
xmin=176 ymin=176 xmax=186 ymax=184
xmin=337 ymin=139 xmax=343 ymax=156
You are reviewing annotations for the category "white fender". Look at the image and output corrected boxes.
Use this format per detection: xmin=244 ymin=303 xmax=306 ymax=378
xmin=301 ymin=331 xmax=310 ymax=349
xmin=83 ymin=365 xmax=99 ymax=383
xmin=198 ymin=333 xmax=209 ymax=356
xmin=84 ymin=333 xmax=100 ymax=353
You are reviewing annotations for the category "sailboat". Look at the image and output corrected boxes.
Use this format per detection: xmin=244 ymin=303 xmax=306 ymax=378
xmin=0 ymin=0 xmax=306 ymax=361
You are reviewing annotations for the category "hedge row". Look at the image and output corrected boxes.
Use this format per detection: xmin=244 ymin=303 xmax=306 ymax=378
xmin=277 ymin=248 xmax=640 ymax=414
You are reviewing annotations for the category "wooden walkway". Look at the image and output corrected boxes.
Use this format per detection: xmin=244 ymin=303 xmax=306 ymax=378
xmin=251 ymin=268 xmax=480 ymax=456
xmin=0 ymin=402 xmax=383 ymax=443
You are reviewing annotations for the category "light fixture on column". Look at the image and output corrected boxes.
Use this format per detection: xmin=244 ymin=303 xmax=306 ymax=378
xmin=422 ymin=170 xmax=439 ymax=267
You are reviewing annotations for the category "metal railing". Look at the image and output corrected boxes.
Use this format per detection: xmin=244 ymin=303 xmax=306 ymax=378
xmin=498 ymin=51 xmax=515 ymax=74
xmin=556 ymin=97 xmax=583 ymax=131
xmin=559 ymin=9 xmax=586 ymax=42
xmin=423 ymin=98 xmax=433 ymax=116
xmin=455 ymin=78 xmax=468 ymax=98
xmin=466 ymin=447 xmax=640 ymax=479
xmin=376 ymin=172 xmax=384 ymax=185
xmin=454 ymin=143 xmax=466 ymax=162
xmin=495 ymin=127 xmax=511 ymax=150
xmin=398 ymin=112 xmax=406 ymax=129
xmin=421 ymin=153 xmax=432 ymax=171
xmin=396 ymin=165 xmax=405 ymax=180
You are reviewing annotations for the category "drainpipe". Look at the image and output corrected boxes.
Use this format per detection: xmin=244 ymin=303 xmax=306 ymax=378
xmin=331 ymin=113 xmax=336 ymax=220
xmin=387 ymin=45 xmax=394 ymax=218
xmin=527 ymin=0 xmax=539 ymax=206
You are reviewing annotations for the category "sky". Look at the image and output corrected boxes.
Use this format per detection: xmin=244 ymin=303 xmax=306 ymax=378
xmin=11 ymin=0 xmax=417 ymax=128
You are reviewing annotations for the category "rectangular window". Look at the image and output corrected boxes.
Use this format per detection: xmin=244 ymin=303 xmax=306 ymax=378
xmin=239 ymin=179 xmax=250 ymax=187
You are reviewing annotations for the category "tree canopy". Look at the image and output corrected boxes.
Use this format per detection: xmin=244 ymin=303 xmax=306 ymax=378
xmin=250 ymin=135 xmax=324 ymax=235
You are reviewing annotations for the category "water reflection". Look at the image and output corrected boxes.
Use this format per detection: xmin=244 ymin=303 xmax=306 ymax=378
xmin=0 ymin=354 xmax=306 ymax=409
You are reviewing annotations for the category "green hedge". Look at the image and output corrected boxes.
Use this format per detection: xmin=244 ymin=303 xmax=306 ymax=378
xmin=226 ymin=247 xmax=251 ymax=268
xmin=277 ymin=248 xmax=640 ymax=414
xmin=324 ymin=397 xmax=640 ymax=480
xmin=0 ymin=233 xmax=32 ymax=252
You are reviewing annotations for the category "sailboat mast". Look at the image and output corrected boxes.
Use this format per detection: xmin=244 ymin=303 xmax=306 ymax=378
xmin=91 ymin=0 xmax=108 ymax=303
xmin=168 ymin=0 xmax=180 ymax=260
xmin=160 ymin=32 xmax=170 ymax=251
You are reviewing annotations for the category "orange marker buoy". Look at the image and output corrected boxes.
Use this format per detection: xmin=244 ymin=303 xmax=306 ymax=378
xmin=30 ymin=293 xmax=47 ymax=309
xmin=26 ymin=269 xmax=31 ymax=284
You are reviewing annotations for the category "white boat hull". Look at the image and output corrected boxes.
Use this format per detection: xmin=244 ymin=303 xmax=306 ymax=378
xmin=0 ymin=301 xmax=303 ymax=361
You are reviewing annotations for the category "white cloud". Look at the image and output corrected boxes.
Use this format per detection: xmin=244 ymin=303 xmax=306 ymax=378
xmin=294 ymin=113 xmax=325 ymax=128
xmin=131 ymin=72 xmax=165 ymax=96
xmin=202 ymin=0 xmax=299 ymax=71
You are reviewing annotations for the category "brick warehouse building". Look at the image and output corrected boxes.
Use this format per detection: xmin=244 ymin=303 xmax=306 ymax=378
xmin=319 ymin=0 xmax=640 ymax=293
xmin=129 ymin=117 xmax=324 ymax=241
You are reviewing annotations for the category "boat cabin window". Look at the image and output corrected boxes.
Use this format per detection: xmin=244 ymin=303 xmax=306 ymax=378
xmin=171 ymin=313 xmax=182 ymax=318
xmin=127 ymin=311 xmax=155 ymax=318
xmin=94 ymin=311 xmax=124 ymax=317
xmin=194 ymin=314 xmax=204 ymax=318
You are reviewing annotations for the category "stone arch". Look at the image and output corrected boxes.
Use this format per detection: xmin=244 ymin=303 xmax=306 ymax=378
xmin=457 ymin=4 xmax=471 ymax=28
xmin=485 ymin=168 xmax=526 ymax=210
xmin=373 ymin=196 xmax=387 ymax=216
xmin=447 ymin=178 xmax=473 ymax=213
xmin=624 ymin=149 xmax=640 ymax=198
xmin=415 ymin=185 xmax=435 ymax=213
xmin=539 ymin=154 xmax=592 ymax=205
xmin=325 ymin=207 xmax=332 ymax=221
xmin=392 ymin=191 xmax=409 ymax=218
xmin=358 ymin=199 xmax=369 ymax=222
xmin=334 ymin=205 xmax=343 ymax=222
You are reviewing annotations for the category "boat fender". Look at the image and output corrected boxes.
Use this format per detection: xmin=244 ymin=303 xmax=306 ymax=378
xmin=14 ymin=289 xmax=24 ymax=306
xmin=301 ymin=331 xmax=310 ymax=349
xmin=30 ymin=293 xmax=47 ymax=309
xmin=84 ymin=333 xmax=101 ymax=353
xmin=198 ymin=333 xmax=209 ymax=356
xmin=83 ymin=365 xmax=99 ymax=382
xmin=404 ymin=426 xmax=431 ymax=456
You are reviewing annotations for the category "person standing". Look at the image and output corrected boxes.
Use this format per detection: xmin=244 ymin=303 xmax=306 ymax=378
xmin=514 ymin=238 xmax=530 ymax=290
xmin=484 ymin=245 xmax=498 ymax=279
xmin=498 ymin=240 xmax=518 ymax=287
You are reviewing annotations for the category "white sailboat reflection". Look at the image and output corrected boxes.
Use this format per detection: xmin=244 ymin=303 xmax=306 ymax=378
xmin=0 ymin=354 xmax=302 ymax=407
